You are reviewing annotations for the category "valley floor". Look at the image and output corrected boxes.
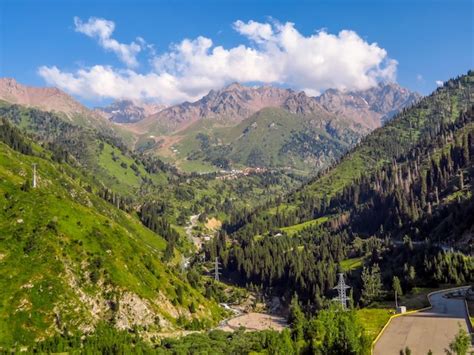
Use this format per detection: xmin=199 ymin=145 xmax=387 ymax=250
xmin=374 ymin=287 xmax=473 ymax=355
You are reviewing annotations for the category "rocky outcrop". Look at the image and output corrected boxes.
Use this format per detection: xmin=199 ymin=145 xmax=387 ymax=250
xmin=134 ymin=81 xmax=420 ymax=134
xmin=316 ymin=82 xmax=421 ymax=129
xmin=0 ymin=78 xmax=91 ymax=117
xmin=94 ymin=100 xmax=167 ymax=123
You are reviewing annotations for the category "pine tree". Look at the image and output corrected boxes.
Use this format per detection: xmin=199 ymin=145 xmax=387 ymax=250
xmin=288 ymin=294 xmax=305 ymax=343
xmin=361 ymin=264 xmax=383 ymax=305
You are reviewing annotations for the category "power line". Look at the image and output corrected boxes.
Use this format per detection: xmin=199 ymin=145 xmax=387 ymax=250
xmin=214 ymin=257 xmax=220 ymax=282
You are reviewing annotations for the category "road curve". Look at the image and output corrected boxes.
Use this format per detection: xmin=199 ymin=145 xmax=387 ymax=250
xmin=374 ymin=286 xmax=473 ymax=355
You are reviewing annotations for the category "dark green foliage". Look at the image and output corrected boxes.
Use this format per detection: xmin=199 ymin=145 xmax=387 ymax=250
xmin=0 ymin=117 xmax=32 ymax=154
xmin=28 ymin=323 xmax=154 ymax=354
xmin=140 ymin=201 xmax=181 ymax=258
xmin=360 ymin=264 xmax=383 ymax=305
xmin=217 ymin=72 xmax=474 ymax=306
xmin=206 ymin=225 xmax=346 ymax=304
xmin=246 ymin=146 xmax=267 ymax=167
xmin=289 ymin=294 xmax=305 ymax=342
xmin=308 ymin=304 xmax=370 ymax=354
xmin=226 ymin=72 xmax=474 ymax=236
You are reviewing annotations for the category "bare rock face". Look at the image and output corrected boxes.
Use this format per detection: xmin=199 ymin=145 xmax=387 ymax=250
xmin=137 ymin=83 xmax=297 ymax=133
xmin=316 ymin=82 xmax=421 ymax=129
xmin=0 ymin=78 xmax=91 ymax=116
xmin=283 ymin=91 xmax=329 ymax=117
xmin=135 ymin=81 xmax=420 ymax=135
xmin=114 ymin=292 xmax=156 ymax=330
xmin=94 ymin=100 xmax=167 ymax=123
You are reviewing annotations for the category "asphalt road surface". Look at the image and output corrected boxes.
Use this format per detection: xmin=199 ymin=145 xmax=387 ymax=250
xmin=374 ymin=286 xmax=473 ymax=355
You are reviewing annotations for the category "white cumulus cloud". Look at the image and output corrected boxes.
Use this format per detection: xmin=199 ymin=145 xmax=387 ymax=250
xmin=39 ymin=18 xmax=398 ymax=104
xmin=435 ymin=80 xmax=444 ymax=87
xmin=74 ymin=17 xmax=142 ymax=68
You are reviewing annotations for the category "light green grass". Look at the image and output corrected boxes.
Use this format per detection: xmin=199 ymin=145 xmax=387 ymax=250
xmin=340 ymin=256 xmax=364 ymax=271
xmin=280 ymin=216 xmax=329 ymax=235
xmin=177 ymin=159 xmax=218 ymax=174
xmin=97 ymin=143 xmax=143 ymax=188
xmin=356 ymin=308 xmax=392 ymax=342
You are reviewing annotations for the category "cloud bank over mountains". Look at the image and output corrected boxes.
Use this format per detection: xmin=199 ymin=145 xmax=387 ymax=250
xmin=39 ymin=17 xmax=398 ymax=104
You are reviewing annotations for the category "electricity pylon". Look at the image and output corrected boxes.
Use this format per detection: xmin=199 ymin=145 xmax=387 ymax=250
xmin=333 ymin=273 xmax=350 ymax=310
xmin=32 ymin=163 xmax=37 ymax=188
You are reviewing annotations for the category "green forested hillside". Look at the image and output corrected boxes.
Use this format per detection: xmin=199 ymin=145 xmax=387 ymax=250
xmin=0 ymin=102 xmax=302 ymax=238
xmin=0 ymin=120 xmax=224 ymax=349
xmin=227 ymin=71 xmax=474 ymax=233
xmin=0 ymin=103 xmax=172 ymax=196
xmin=214 ymin=72 xmax=474 ymax=306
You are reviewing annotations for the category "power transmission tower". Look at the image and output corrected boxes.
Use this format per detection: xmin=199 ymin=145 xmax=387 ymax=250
xmin=214 ymin=257 xmax=220 ymax=282
xmin=32 ymin=163 xmax=37 ymax=188
xmin=333 ymin=273 xmax=350 ymax=310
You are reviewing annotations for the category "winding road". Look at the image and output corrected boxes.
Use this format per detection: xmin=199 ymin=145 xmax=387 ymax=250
xmin=374 ymin=286 xmax=473 ymax=355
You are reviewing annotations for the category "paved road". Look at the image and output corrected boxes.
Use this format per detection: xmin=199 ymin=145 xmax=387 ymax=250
xmin=374 ymin=287 xmax=473 ymax=355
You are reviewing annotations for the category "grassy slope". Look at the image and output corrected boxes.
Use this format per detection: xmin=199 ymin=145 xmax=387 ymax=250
xmin=96 ymin=142 xmax=167 ymax=190
xmin=0 ymin=102 xmax=302 ymax=236
xmin=355 ymin=308 xmax=392 ymax=342
xmin=226 ymin=108 xmax=308 ymax=167
xmin=0 ymin=140 xmax=222 ymax=348
xmin=0 ymin=102 xmax=170 ymax=196
xmin=307 ymin=75 xmax=472 ymax=198
xmin=266 ymin=72 xmax=474 ymax=222
xmin=280 ymin=216 xmax=329 ymax=236
xmin=340 ymin=256 xmax=365 ymax=272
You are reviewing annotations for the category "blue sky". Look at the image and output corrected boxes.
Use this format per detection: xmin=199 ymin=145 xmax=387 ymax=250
xmin=1 ymin=0 xmax=472 ymax=105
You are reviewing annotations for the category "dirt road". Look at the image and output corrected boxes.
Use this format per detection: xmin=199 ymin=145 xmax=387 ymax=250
xmin=374 ymin=286 xmax=473 ymax=355
xmin=185 ymin=214 xmax=202 ymax=250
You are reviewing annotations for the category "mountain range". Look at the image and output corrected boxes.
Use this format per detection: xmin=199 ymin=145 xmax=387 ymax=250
xmin=0 ymin=78 xmax=138 ymax=146
xmin=128 ymin=82 xmax=420 ymax=172
xmin=129 ymin=81 xmax=420 ymax=134
xmin=94 ymin=100 xmax=167 ymax=124
xmin=0 ymin=78 xmax=90 ymax=117
xmin=0 ymin=78 xmax=420 ymax=173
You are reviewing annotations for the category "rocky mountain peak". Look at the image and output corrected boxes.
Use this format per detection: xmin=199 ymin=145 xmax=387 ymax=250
xmin=316 ymin=82 xmax=421 ymax=129
xmin=133 ymin=81 xmax=420 ymax=135
xmin=222 ymin=82 xmax=246 ymax=92
xmin=94 ymin=100 xmax=167 ymax=123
